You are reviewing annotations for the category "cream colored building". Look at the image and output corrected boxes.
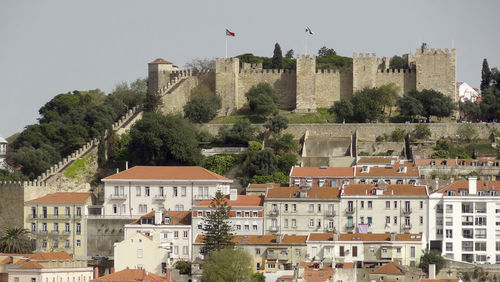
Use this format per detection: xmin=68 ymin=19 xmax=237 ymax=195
xmin=102 ymin=166 xmax=232 ymax=218
xmin=114 ymin=231 xmax=169 ymax=275
xmin=263 ymin=187 xmax=341 ymax=236
xmin=306 ymin=233 xmax=425 ymax=268
xmin=354 ymin=160 xmax=419 ymax=185
xmin=339 ymin=183 xmax=428 ymax=235
xmin=289 ymin=167 xmax=354 ymax=188
xmin=25 ymin=193 xmax=93 ymax=259
xmin=123 ymin=210 xmax=192 ymax=264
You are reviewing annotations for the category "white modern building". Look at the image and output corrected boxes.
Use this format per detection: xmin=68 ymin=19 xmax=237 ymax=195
xmin=192 ymin=191 xmax=264 ymax=241
xmin=0 ymin=136 xmax=8 ymax=170
xmin=101 ymin=166 xmax=232 ymax=217
xmin=428 ymin=178 xmax=500 ymax=264
xmin=457 ymin=82 xmax=480 ymax=103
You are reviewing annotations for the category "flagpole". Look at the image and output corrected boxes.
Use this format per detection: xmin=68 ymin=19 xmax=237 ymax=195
xmin=225 ymin=36 xmax=228 ymax=58
xmin=304 ymin=29 xmax=308 ymax=55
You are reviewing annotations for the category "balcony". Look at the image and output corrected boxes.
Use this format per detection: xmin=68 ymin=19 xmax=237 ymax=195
xmin=345 ymin=224 xmax=355 ymax=230
xmin=153 ymin=194 xmax=166 ymax=201
xmin=268 ymin=209 xmax=279 ymax=216
xmin=403 ymin=224 xmax=412 ymax=230
xmin=38 ymin=230 xmax=48 ymax=235
xmin=194 ymin=195 xmax=211 ymax=201
xmin=345 ymin=208 xmax=355 ymax=214
xmin=402 ymin=208 xmax=412 ymax=215
xmin=26 ymin=214 xmax=37 ymax=220
xmin=109 ymin=194 xmax=127 ymax=200
xmin=62 ymin=231 xmax=71 ymax=236
xmin=269 ymin=226 xmax=279 ymax=232
xmin=327 ymin=226 xmax=336 ymax=232
xmin=51 ymin=230 xmax=59 ymax=235
xmin=326 ymin=210 xmax=336 ymax=217
xmin=267 ymin=251 xmax=289 ymax=261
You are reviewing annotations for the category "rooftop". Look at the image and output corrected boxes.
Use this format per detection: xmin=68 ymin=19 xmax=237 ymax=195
xmin=436 ymin=180 xmax=500 ymax=196
xmin=16 ymin=260 xmax=44 ymax=269
xmin=194 ymin=195 xmax=264 ymax=207
xmin=130 ymin=210 xmax=191 ymax=225
xmin=290 ymin=167 xmax=354 ymax=178
xmin=102 ymin=166 xmax=230 ymax=182
xmin=92 ymin=268 xmax=173 ymax=282
xmin=338 ymin=233 xmax=422 ymax=242
xmin=148 ymin=58 xmax=172 ymax=65
xmin=415 ymin=158 xmax=499 ymax=166
xmin=355 ymin=161 xmax=419 ymax=177
xmin=342 ymin=184 xmax=428 ymax=196
xmin=372 ymin=262 xmax=406 ymax=275
xmin=281 ymin=235 xmax=307 ymax=244
xmin=307 ymin=233 xmax=334 ymax=242
xmin=26 ymin=192 xmax=91 ymax=204
xmin=266 ymin=187 xmax=340 ymax=199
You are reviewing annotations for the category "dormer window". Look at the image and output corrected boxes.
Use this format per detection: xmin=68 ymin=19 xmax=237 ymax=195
xmin=446 ymin=190 xmax=456 ymax=196
xmin=459 ymin=161 xmax=466 ymax=166
xmin=294 ymin=179 xmax=300 ymax=187
xmin=430 ymin=160 xmax=436 ymax=165
xmin=459 ymin=190 xmax=469 ymax=196
xmin=319 ymin=179 xmax=325 ymax=187
xmin=372 ymin=188 xmax=377 ymax=195
xmin=477 ymin=190 xmax=486 ymax=196
xmin=361 ymin=166 xmax=369 ymax=173
xmin=490 ymin=190 xmax=498 ymax=196
xmin=164 ymin=217 xmax=171 ymax=225
xmin=398 ymin=166 xmax=407 ymax=173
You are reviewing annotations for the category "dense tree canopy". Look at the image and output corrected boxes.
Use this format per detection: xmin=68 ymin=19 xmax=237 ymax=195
xmin=398 ymin=89 xmax=455 ymax=121
xmin=0 ymin=227 xmax=33 ymax=254
xmin=128 ymin=113 xmax=202 ymax=165
xmin=245 ymin=83 xmax=278 ymax=117
xmin=389 ymin=55 xmax=408 ymax=69
xmin=271 ymin=43 xmax=283 ymax=69
xmin=264 ymin=115 xmax=289 ymax=135
xmin=481 ymin=58 xmax=492 ymax=92
xmin=420 ymin=250 xmax=446 ymax=275
xmin=318 ymin=46 xmax=336 ymax=57
xmin=201 ymin=248 xmax=255 ymax=282
xmin=184 ymin=96 xmax=221 ymax=123
xmin=217 ymin=118 xmax=257 ymax=146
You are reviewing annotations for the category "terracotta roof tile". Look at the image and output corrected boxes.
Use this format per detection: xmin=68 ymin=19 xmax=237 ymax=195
xmin=436 ymin=180 xmax=500 ymax=196
xmin=419 ymin=279 xmax=460 ymax=282
xmin=281 ymin=235 xmax=307 ymax=244
xmin=195 ymin=195 xmax=263 ymax=207
xmin=342 ymin=184 xmax=428 ymax=196
xmin=357 ymin=157 xmax=399 ymax=164
xmin=266 ymin=187 xmax=340 ymax=199
xmin=372 ymin=262 xmax=405 ymax=275
xmin=278 ymin=275 xmax=293 ymax=279
xmin=27 ymin=193 xmax=91 ymax=204
xmin=415 ymin=158 xmax=499 ymax=166
xmin=298 ymin=262 xmax=335 ymax=282
xmin=17 ymin=260 xmax=44 ymax=269
xmin=337 ymin=233 xmax=422 ymax=242
xmin=195 ymin=235 xmax=277 ymax=244
xmin=27 ymin=252 xmax=73 ymax=260
xmin=308 ymin=233 xmax=334 ymax=242
xmin=355 ymin=161 xmax=419 ymax=177
xmin=149 ymin=58 xmax=172 ymax=64
xmin=93 ymin=268 xmax=171 ymax=281
xmin=342 ymin=262 xmax=354 ymax=269
xmin=131 ymin=211 xmax=191 ymax=225
xmin=290 ymin=167 xmax=354 ymax=178
xmin=102 ymin=166 xmax=230 ymax=181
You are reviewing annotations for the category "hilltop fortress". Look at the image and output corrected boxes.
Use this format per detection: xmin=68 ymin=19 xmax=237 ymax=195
xmin=148 ymin=47 xmax=456 ymax=114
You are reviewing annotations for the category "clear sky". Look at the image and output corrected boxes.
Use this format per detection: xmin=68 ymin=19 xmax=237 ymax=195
xmin=1 ymin=0 xmax=499 ymax=137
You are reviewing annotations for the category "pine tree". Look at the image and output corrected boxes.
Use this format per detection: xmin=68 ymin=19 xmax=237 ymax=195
xmin=271 ymin=43 xmax=283 ymax=69
xmin=202 ymin=191 xmax=234 ymax=254
xmin=481 ymin=58 xmax=492 ymax=92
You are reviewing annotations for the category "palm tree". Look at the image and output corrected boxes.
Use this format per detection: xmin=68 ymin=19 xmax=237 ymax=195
xmin=0 ymin=226 xmax=33 ymax=254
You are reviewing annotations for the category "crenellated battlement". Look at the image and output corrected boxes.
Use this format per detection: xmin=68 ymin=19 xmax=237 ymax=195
xmin=315 ymin=69 xmax=342 ymax=74
xmin=297 ymin=55 xmax=315 ymax=60
xmin=239 ymin=69 xmax=295 ymax=74
xmin=377 ymin=68 xmax=413 ymax=74
xmin=416 ymin=48 xmax=455 ymax=56
xmin=353 ymin=53 xmax=377 ymax=59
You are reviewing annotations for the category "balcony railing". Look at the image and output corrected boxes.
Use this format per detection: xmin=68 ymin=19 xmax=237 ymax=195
xmin=403 ymin=224 xmax=412 ymax=230
xmin=269 ymin=226 xmax=279 ymax=232
xmin=109 ymin=194 xmax=127 ymax=200
xmin=268 ymin=209 xmax=279 ymax=216
xmin=345 ymin=224 xmax=355 ymax=229
xmin=402 ymin=208 xmax=412 ymax=215
xmin=326 ymin=210 xmax=336 ymax=217
xmin=153 ymin=195 xmax=166 ymax=201
xmin=51 ymin=230 xmax=59 ymax=235
xmin=194 ymin=195 xmax=211 ymax=201
xmin=345 ymin=208 xmax=355 ymax=214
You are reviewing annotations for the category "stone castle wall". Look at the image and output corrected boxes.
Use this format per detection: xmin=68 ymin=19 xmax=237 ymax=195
xmin=375 ymin=69 xmax=416 ymax=96
xmin=416 ymin=48 xmax=457 ymax=101
xmin=160 ymin=76 xmax=200 ymax=115
xmin=0 ymin=182 xmax=24 ymax=229
xmin=315 ymin=70 xmax=353 ymax=107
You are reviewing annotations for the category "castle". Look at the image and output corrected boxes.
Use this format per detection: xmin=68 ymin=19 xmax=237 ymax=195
xmin=148 ymin=47 xmax=457 ymax=115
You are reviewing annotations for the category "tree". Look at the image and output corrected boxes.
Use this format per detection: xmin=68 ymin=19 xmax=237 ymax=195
xmin=378 ymin=83 xmax=400 ymax=116
xmin=415 ymin=89 xmax=456 ymax=121
xmin=480 ymin=59 xmax=492 ymax=92
xmin=397 ymin=95 xmax=423 ymax=119
xmin=202 ymin=155 xmax=236 ymax=175
xmin=201 ymin=248 xmax=254 ymax=282
xmin=459 ymin=101 xmax=481 ymax=121
xmin=143 ymin=91 xmax=162 ymax=113
xmin=390 ymin=128 xmax=406 ymax=142
xmin=278 ymin=153 xmax=298 ymax=174
xmin=271 ymin=43 xmax=283 ymax=69
xmin=413 ymin=124 xmax=431 ymax=140
xmin=202 ymin=191 xmax=234 ymax=254
xmin=318 ymin=46 xmax=336 ymax=57
xmin=217 ymin=119 xmax=257 ymax=146
xmin=479 ymin=87 xmax=500 ymax=121
xmin=264 ymin=115 xmax=289 ymax=135
xmin=329 ymin=100 xmax=354 ymax=123
xmin=245 ymin=83 xmax=278 ymax=117
xmin=285 ymin=49 xmax=294 ymax=59
xmin=456 ymin=124 xmax=478 ymax=143
xmin=173 ymin=260 xmax=191 ymax=275
xmin=128 ymin=113 xmax=202 ymax=165
xmin=273 ymin=134 xmax=297 ymax=154
xmin=248 ymin=149 xmax=278 ymax=177
xmin=0 ymin=226 xmax=33 ymax=254
xmin=389 ymin=56 xmax=408 ymax=69
xmin=252 ymin=171 xmax=288 ymax=184
xmin=351 ymin=88 xmax=385 ymax=122
xmin=419 ymin=250 xmax=446 ymax=276
xmin=184 ymin=58 xmax=215 ymax=71
xmin=184 ymin=96 xmax=221 ymax=123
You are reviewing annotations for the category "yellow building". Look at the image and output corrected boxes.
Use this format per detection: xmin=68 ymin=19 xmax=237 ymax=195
xmin=25 ymin=192 xmax=92 ymax=259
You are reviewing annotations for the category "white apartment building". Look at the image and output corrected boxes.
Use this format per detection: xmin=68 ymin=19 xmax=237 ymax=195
xmin=354 ymin=160 xmax=419 ymax=185
xmin=192 ymin=191 xmax=264 ymax=241
xmin=428 ymin=178 xmax=500 ymax=264
xmin=339 ymin=183 xmax=428 ymax=235
xmin=102 ymin=166 xmax=232 ymax=217
xmin=263 ymin=187 xmax=341 ymax=236
xmin=124 ymin=210 xmax=192 ymax=263
xmin=306 ymin=233 xmax=425 ymax=267
xmin=289 ymin=167 xmax=354 ymax=188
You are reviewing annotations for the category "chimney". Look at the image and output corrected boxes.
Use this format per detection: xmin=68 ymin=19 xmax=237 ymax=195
xmin=154 ymin=209 xmax=163 ymax=225
xmin=125 ymin=161 xmax=129 ymax=170
xmin=230 ymin=189 xmax=237 ymax=201
xmin=469 ymin=177 xmax=477 ymax=195
xmin=94 ymin=267 xmax=99 ymax=279
xmin=428 ymin=264 xmax=436 ymax=279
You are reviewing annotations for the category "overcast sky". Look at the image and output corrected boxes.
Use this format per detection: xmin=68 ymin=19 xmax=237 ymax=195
xmin=1 ymin=0 xmax=499 ymax=137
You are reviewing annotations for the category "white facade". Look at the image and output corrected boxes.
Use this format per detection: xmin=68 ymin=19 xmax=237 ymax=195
xmin=0 ymin=136 xmax=8 ymax=170
xmin=114 ymin=231 xmax=170 ymax=275
xmin=102 ymin=166 xmax=232 ymax=218
xmin=428 ymin=178 xmax=500 ymax=264
xmin=458 ymin=82 xmax=480 ymax=103
xmin=8 ymin=261 xmax=93 ymax=282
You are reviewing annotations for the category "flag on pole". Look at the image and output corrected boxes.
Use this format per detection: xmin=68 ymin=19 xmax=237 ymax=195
xmin=225 ymin=29 xmax=235 ymax=37
xmin=305 ymin=26 xmax=314 ymax=35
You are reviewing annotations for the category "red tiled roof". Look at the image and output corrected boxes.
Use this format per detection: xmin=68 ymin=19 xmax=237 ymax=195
xmin=342 ymin=262 xmax=354 ymax=269
xmin=27 ymin=193 xmax=91 ymax=204
xmin=419 ymin=279 xmax=460 ymax=282
xmin=436 ymin=180 xmax=500 ymax=196
xmin=266 ymin=187 xmax=340 ymax=199
xmin=194 ymin=195 xmax=264 ymax=207
xmin=299 ymin=262 xmax=335 ymax=282
xmin=355 ymin=161 xmax=419 ymax=177
xmin=281 ymin=235 xmax=307 ymax=244
xmin=93 ymin=268 xmax=172 ymax=281
xmin=17 ymin=260 xmax=44 ymax=269
xmin=308 ymin=233 xmax=334 ymax=242
xmin=338 ymin=233 xmax=422 ymax=242
xmin=290 ymin=167 xmax=354 ymax=178
xmin=131 ymin=211 xmax=191 ymax=225
xmin=372 ymin=262 xmax=404 ymax=275
xmin=148 ymin=58 xmax=172 ymax=64
xmin=342 ymin=184 xmax=428 ymax=196
xmin=195 ymin=235 xmax=277 ymax=244
xmin=357 ymin=157 xmax=399 ymax=165
xmin=278 ymin=275 xmax=293 ymax=279
xmin=415 ymin=158 xmax=499 ymax=166
xmin=103 ymin=166 xmax=230 ymax=181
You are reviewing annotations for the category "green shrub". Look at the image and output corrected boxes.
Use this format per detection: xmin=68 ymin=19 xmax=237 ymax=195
xmin=390 ymin=128 xmax=406 ymax=142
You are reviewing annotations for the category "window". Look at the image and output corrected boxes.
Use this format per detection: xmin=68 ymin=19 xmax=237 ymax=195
xmin=183 ymin=246 xmax=188 ymax=254
xmin=31 ymin=223 xmax=36 ymax=232
xmin=53 ymin=207 xmax=58 ymax=217
xmin=360 ymin=216 xmax=364 ymax=224
xmin=65 ymin=207 xmax=70 ymax=217
xmin=475 ymin=242 xmax=487 ymax=251
xmin=236 ymin=211 xmax=242 ymax=217
xmin=253 ymin=224 xmax=258 ymax=231
xmin=386 ymin=216 xmax=390 ymax=224
xmin=309 ymin=219 xmax=314 ymax=227
xmin=42 ymin=240 xmax=47 ymax=248
xmin=420 ymin=216 xmax=424 ymax=224
xmin=65 ymin=223 xmax=70 ymax=233
xmin=462 ymin=229 xmax=473 ymax=239
xmin=159 ymin=186 xmax=164 ymax=197
xmin=292 ymin=204 xmax=297 ymax=212
xmin=360 ymin=201 xmax=364 ymax=208
xmin=447 ymin=190 xmax=456 ymax=196
xmin=145 ymin=187 xmax=150 ymax=196
xmin=173 ymin=187 xmax=178 ymax=197
xmin=76 ymin=223 xmax=81 ymax=235
xmin=291 ymin=219 xmax=296 ymax=227
xmin=253 ymin=211 xmax=258 ymax=217
xmin=174 ymin=246 xmax=178 ymax=255
xmin=496 ymin=242 xmax=500 ymax=251
xmin=137 ymin=249 xmax=143 ymax=258
xmin=284 ymin=204 xmax=288 ymax=212
xmin=476 ymin=216 xmax=487 ymax=226
xmin=339 ymin=246 xmax=345 ymax=256
xmin=65 ymin=240 xmax=70 ymax=248
xmin=284 ymin=219 xmax=288 ymax=228
xmin=113 ymin=204 xmax=117 ymax=214
xmin=420 ymin=201 xmax=423 ymax=209
xmin=386 ymin=201 xmax=390 ymax=209
xmin=245 ymin=225 xmax=249 ymax=230
xmin=197 ymin=211 xmax=203 ymax=217
xmin=394 ymin=216 xmax=397 ymax=224
xmin=308 ymin=204 xmax=314 ymax=213
xmin=53 ymin=222 xmax=58 ymax=232
xmin=76 ymin=240 xmax=81 ymax=247
xmin=367 ymin=217 xmax=372 ymax=225
xmin=255 ymin=248 xmax=261 ymax=254
xmin=244 ymin=211 xmax=250 ymax=217
xmin=352 ymin=246 xmax=358 ymax=257
xmin=410 ymin=247 xmax=415 ymax=258
xmin=446 ymin=229 xmax=453 ymax=238
xmin=368 ymin=201 xmax=372 ymax=209
xmin=174 ymin=231 xmax=179 ymax=238
xmin=405 ymin=217 xmax=410 ymax=225
xmin=394 ymin=201 xmax=397 ymax=208
xmin=446 ymin=242 xmax=453 ymax=251
xmin=317 ymin=219 xmax=321 ymax=228
xmin=183 ymin=231 xmax=188 ymax=238
xmin=445 ymin=217 xmax=453 ymax=226
xmin=42 ymin=223 xmax=47 ymax=232
xmin=136 ymin=186 xmax=141 ymax=196
xmin=476 ymin=229 xmax=487 ymax=239
xmin=76 ymin=207 xmax=81 ymax=217
xmin=236 ymin=225 xmax=241 ymax=230
xmin=181 ymin=187 xmax=186 ymax=197
xmin=462 ymin=241 xmax=473 ymax=252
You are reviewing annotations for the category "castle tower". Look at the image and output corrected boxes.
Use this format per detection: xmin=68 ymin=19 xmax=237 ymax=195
xmin=215 ymin=58 xmax=240 ymax=115
xmin=353 ymin=53 xmax=378 ymax=92
xmin=295 ymin=55 xmax=316 ymax=112
xmin=415 ymin=48 xmax=457 ymax=102
xmin=147 ymin=58 xmax=176 ymax=94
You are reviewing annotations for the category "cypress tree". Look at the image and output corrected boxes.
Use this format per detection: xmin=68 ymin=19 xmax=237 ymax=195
xmin=271 ymin=43 xmax=283 ymax=69
xmin=481 ymin=59 xmax=492 ymax=92
xmin=202 ymin=191 xmax=234 ymax=255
